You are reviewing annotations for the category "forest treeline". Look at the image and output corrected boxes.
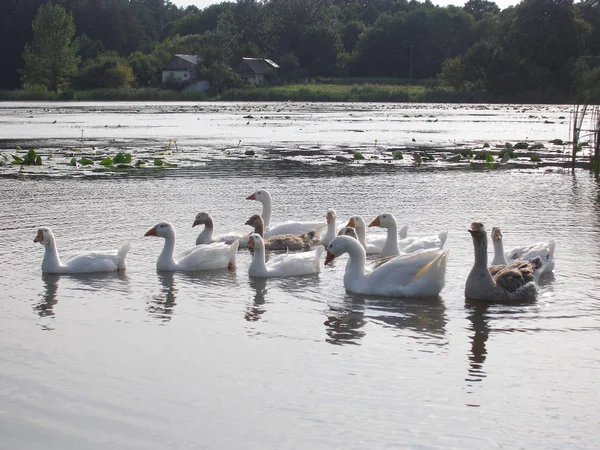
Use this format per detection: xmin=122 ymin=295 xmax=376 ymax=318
xmin=1 ymin=0 xmax=600 ymax=102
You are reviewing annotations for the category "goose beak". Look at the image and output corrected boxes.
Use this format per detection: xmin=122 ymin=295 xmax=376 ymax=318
xmin=324 ymin=251 xmax=336 ymax=265
xmin=492 ymin=229 xmax=502 ymax=240
xmin=192 ymin=218 xmax=200 ymax=227
xmin=345 ymin=218 xmax=355 ymax=228
xmin=244 ymin=218 xmax=252 ymax=226
xmin=368 ymin=216 xmax=380 ymax=227
xmin=144 ymin=226 xmax=157 ymax=237
xmin=33 ymin=229 xmax=43 ymax=243
xmin=246 ymin=193 xmax=256 ymax=200
xmin=326 ymin=212 xmax=333 ymax=223
xmin=247 ymin=236 xmax=255 ymax=247
xmin=468 ymin=222 xmax=479 ymax=235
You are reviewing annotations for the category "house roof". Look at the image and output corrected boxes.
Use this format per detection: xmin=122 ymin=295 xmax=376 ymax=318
xmin=240 ymin=57 xmax=280 ymax=75
xmin=174 ymin=54 xmax=201 ymax=65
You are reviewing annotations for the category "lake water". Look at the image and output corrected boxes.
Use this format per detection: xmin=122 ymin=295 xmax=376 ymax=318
xmin=1 ymin=102 xmax=599 ymax=449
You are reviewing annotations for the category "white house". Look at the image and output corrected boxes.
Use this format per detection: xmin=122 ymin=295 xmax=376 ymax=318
xmin=161 ymin=54 xmax=209 ymax=91
xmin=235 ymin=57 xmax=280 ymax=85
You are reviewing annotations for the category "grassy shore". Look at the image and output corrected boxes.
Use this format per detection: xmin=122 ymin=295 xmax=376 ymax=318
xmin=0 ymin=77 xmax=569 ymax=103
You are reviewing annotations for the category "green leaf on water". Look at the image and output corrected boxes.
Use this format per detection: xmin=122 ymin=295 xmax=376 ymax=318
xmin=116 ymin=164 xmax=132 ymax=169
xmin=99 ymin=156 xmax=113 ymax=166
xmin=35 ymin=155 xmax=43 ymax=165
xmin=69 ymin=157 xmax=77 ymax=166
xmin=113 ymin=152 xmax=132 ymax=164
xmin=135 ymin=160 xmax=146 ymax=167
xmin=153 ymin=158 xmax=164 ymax=166
xmin=393 ymin=151 xmax=403 ymax=160
xmin=353 ymin=151 xmax=365 ymax=160
xmin=79 ymin=157 xmax=94 ymax=165
xmin=485 ymin=152 xmax=495 ymax=163
xmin=11 ymin=154 xmax=24 ymax=164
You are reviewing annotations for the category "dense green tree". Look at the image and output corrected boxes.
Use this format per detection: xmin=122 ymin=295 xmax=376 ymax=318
xmin=71 ymin=52 xmax=134 ymax=89
xmin=21 ymin=3 xmax=80 ymax=91
xmin=463 ymin=0 xmax=500 ymax=20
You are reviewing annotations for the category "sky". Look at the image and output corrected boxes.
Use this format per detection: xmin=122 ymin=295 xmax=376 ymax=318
xmin=170 ymin=0 xmax=521 ymax=11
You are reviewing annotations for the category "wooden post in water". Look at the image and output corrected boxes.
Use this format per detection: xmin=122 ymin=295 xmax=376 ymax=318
xmin=572 ymin=105 xmax=579 ymax=173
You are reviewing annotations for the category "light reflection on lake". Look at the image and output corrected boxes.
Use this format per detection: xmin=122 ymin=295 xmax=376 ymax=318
xmin=0 ymin=103 xmax=599 ymax=449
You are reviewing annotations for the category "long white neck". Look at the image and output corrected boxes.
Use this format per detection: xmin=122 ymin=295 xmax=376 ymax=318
xmin=491 ymin=239 xmax=507 ymax=265
xmin=354 ymin=224 xmax=367 ymax=250
xmin=323 ymin=218 xmax=336 ymax=245
xmin=42 ymin=238 xmax=63 ymax=272
xmin=343 ymin=240 xmax=367 ymax=288
xmin=260 ymin=198 xmax=273 ymax=230
xmin=157 ymin=235 xmax=177 ymax=270
xmin=380 ymin=220 xmax=399 ymax=258
xmin=249 ymin=245 xmax=268 ymax=275
xmin=196 ymin=224 xmax=214 ymax=245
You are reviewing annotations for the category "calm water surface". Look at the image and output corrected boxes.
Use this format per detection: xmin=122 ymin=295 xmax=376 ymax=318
xmin=1 ymin=108 xmax=600 ymax=448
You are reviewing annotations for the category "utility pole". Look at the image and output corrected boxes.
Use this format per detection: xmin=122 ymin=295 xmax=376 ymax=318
xmin=409 ymin=45 xmax=414 ymax=81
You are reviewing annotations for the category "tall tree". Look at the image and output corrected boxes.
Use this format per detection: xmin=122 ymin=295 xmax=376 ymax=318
xmin=21 ymin=3 xmax=80 ymax=91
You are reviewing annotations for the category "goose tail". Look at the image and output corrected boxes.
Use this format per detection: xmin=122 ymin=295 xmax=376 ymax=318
xmin=227 ymin=240 xmax=239 ymax=268
xmin=313 ymin=245 xmax=324 ymax=272
xmin=438 ymin=230 xmax=448 ymax=248
xmin=398 ymin=225 xmax=408 ymax=240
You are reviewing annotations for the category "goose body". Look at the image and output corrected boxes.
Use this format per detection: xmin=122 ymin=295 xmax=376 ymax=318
xmin=324 ymin=235 xmax=449 ymax=297
xmin=247 ymin=234 xmax=323 ymax=278
xmin=368 ymin=213 xmax=448 ymax=258
xmin=145 ymin=222 xmax=238 ymax=271
xmin=466 ymin=222 xmax=542 ymax=302
xmin=245 ymin=214 xmax=319 ymax=251
xmin=34 ymin=227 xmax=131 ymax=274
xmin=492 ymin=226 xmax=555 ymax=275
xmin=246 ymin=189 xmax=326 ymax=237
xmin=193 ymin=212 xmax=250 ymax=247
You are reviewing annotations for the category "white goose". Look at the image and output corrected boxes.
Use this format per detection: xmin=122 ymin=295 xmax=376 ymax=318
xmin=368 ymin=213 xmax=448 ymax=258
xmin=466 ymin=222 xmax=542 ymax=302
xmin=345 ymin=215 xmax=409 ymax=254
xmin=320 ymin=209 xmax=340 ymax=247
xmin=145 ymin=222 xmax=238 ymax=271
xmin=192 ymin=211 xmax=250 ymax=247
xmin=491 ymin=226 xmax=555 ymax=276
xmin=246 ymin=189 xmax=326 ymax=237
xmin=247 ymin=233 xmax=323 ymax=278
xmin=324 ymin=235 xmax=449 ymax=297
xmin=33 ymin=227 xmax=131 ymax=274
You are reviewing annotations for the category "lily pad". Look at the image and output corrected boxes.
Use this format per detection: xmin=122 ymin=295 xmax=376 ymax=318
xmin=393 ymin=151 xmax=403 ymax=160
xmin=78 ymin=157 xmax=94 ymax=165
xmin=354 ymin=151 xmax=365 ymax=160
xmin=99 ymin=156 xmax=113 ymax=166
xmin=113 ymin=152 xmax=132 ymax=164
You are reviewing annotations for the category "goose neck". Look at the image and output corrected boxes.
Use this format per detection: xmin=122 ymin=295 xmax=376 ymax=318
xmin=492 ymin=239 xmax=507 ymax=265
xmin=249 ymin=245 xmax=267 ymax=274
xmin=158 ymin=235 xmax=177 ymax=269
xmin=41 ymin=239 xmax=62 ymax=272
xmin=260 ymin=198 xmax=272 ymax=229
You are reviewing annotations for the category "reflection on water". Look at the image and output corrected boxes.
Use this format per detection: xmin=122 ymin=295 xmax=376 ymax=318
xmin=147 ymin=272 xmax=177 ymax=323
xmin=325 ymin=296 xmax=367 ymax=345
xmin=465 ymin=302 xmax=491 ymax=398
xmin=325 ymin=294 xmax=447 ymax=346
xmin=34 ymin=271 xmax=129 ymax=320
xmin=35 ymin=273 xmax=60 ymax=318
xmin=245 ymin=277 xmax=268 ymax=322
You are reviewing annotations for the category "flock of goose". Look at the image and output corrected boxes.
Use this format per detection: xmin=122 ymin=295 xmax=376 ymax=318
xmin=33 ymin=189 xmax=556 ymax=302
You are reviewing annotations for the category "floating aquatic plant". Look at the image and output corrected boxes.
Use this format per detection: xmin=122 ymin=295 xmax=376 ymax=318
xmin=550 ymin=139 xmax=564 ymax=145
xmin=530 ymin=155 xmax=541 ymax=162
xmin=459 ymin=148 xmax=473 ymax=158
xmin=79 ymin=157 xmax=94 ymax=165
xmin=354 ymin=151 xmax=365 ymax=160
xmin=393 ymin=151 xmax=403 ymax=160
xmin=514 ymin=142 xmax=529 ymax=149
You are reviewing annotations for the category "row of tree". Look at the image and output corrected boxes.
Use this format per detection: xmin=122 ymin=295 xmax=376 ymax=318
xmin=3 ymin=0 xmax=600 ymax=101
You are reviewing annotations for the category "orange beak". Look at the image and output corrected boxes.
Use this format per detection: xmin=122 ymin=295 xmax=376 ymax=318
xmin=144 ymin=226 xmax=157 ymax=237
xmin=246 ymin=193 xmax=256 ymax=200
xmin=345 ymin=218 xmax=355 ymax=228
xmin=324 ymin=251 xmax=336 ymax=265
xmin=247 ymin=236 xmax=255 ymax=247
xmin=33 ymin=229 xmax=43 ymax=243
xmin=368 ymin=216 xmax=381 ymax=227
xmin=326 ymin=212 xmax=333 ymax=223
xmin=192 ymin=218 xmax=200 ymax=227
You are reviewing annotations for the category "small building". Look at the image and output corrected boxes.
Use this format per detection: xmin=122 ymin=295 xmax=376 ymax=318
xmin=161 ymin=54 xmax=209 ymax=91
xmin=235 ymin=57 xmax=280 ymax=85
